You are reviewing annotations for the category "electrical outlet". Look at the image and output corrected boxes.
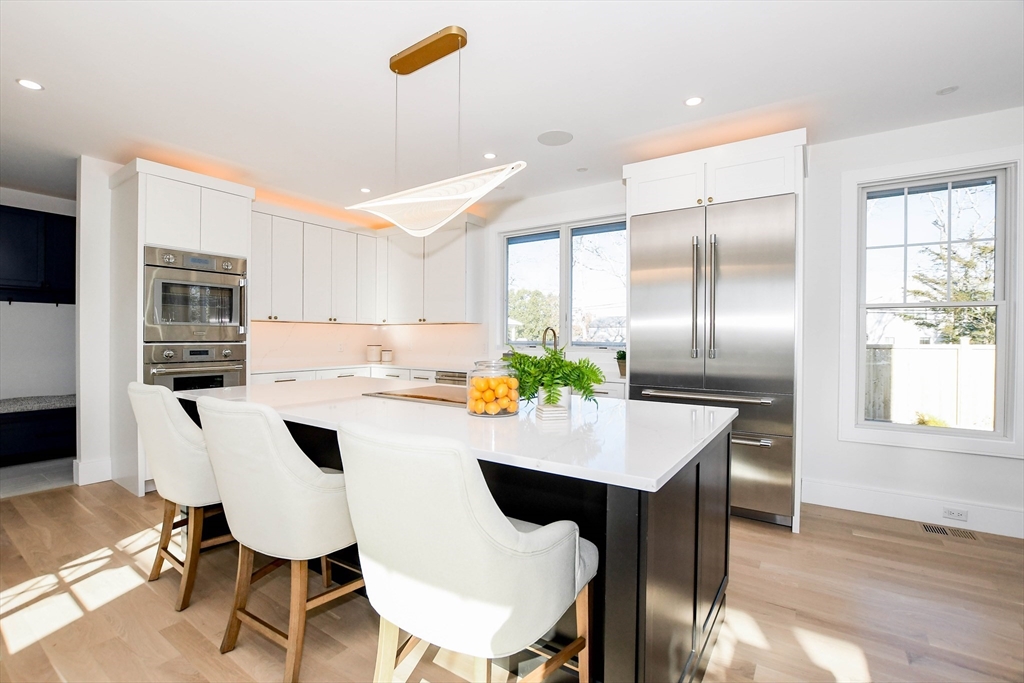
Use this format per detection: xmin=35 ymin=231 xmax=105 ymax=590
xmin=337 ymin=343 xmax=345 ymax=352
xmin=943 ymin=507 xmax=968 ymax=521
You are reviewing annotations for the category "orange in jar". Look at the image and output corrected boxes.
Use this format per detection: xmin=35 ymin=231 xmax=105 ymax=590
xmin=507 ymin=401 xmax=519 ymax=413
xmin=497 ymin=396 xmax=511 ymax=409
xmin=485 ymin=401 xmax=501 ymax=415
xmin=469 ymin=388 xmax=482 ymax=400
xmin=472 ymin=376 xmax=489 ymax=392
xmin=508 ymin=389 xmax=519 ymax=401
xmin=507 ymin=377 xmax=519 ymax=390
xmin=482 ymin=389 xmax=495 ymax=403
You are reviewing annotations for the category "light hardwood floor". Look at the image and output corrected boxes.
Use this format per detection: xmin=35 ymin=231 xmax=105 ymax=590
xmin=0 ymin=482 xmax=1021 ymax=683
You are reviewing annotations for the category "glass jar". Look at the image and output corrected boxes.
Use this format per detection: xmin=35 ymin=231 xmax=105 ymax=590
xmin=467 ymin=360 xmax=520 ymax=417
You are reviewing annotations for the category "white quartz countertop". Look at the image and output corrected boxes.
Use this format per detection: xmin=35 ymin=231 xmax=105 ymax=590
xmin=251 ymin=361 xmax=480 ymax=374
xmin=176 ymin=377 xmax=737 ymax=492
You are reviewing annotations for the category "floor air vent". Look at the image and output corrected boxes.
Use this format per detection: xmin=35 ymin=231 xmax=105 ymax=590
xmin=923 ymin=523 xmax=977 ymax=540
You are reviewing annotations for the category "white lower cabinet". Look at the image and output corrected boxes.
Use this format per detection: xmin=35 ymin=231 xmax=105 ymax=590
xmin=315 ymin=367 xmax=372 ymax=379
xmin=370 ymin=366 xmax=411 ymax=380
xmin=409 ymin=369 xmax=436 ymax=383
xmin=251 ymin=370 xmax=316 ymax=384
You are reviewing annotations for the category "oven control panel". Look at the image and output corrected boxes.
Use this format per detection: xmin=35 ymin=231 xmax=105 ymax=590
xmin=144 ymin=343 xmax=247 ymax=364
xmin=145 ymin=246 xmax=246 ymax=275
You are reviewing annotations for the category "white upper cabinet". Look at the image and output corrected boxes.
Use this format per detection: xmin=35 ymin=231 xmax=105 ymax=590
xmin=271 ymin=216 xmax=303 ymax=321
xmin=624 ymin=129 xmax=806 ymax=217
xmin=387 ymin=233 xmax=424 ymax=324
xmin=424 ymin=226 xmax=467 ymax=323
xmin=356 ymin=234 xmax=377 ymax=323
xmin=332 ymin=230 xmax=358 ymax=323
xmin=200 ymin=188 xmax=250 ymax=256
xmin=302 ymin=223 xmax=333 ymax=322
xmin=145 ymin=175 xmax=201 ymax=249
xmin=375 ymin=236 xmax=389 ymax=323
xmin=250 ymin=212 xmax=273 ymax=321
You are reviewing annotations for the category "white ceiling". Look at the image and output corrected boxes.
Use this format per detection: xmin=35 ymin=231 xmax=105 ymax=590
xmin=1 ymin=1 xmax=1021 ymax=223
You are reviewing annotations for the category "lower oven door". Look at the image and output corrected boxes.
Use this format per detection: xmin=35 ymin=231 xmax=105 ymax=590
xmin=144 ymin=266 xmax=245 ymax=343
xmin=144 ymin=362 xmax=246 ymax=392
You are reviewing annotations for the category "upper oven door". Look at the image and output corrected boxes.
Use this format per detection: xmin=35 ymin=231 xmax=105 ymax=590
xmin=144 ymin=266 xmax=246 ymax=343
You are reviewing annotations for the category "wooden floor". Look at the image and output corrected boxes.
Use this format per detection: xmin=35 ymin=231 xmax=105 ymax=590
xmin=0 ymin=482 xmax=1021 ymax=683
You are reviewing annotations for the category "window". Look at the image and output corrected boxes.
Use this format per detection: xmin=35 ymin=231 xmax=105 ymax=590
xmin=859 ymin=170 xmax=1006 ymax=434
xmin=505 ymin=220 xmax=626 ymax=347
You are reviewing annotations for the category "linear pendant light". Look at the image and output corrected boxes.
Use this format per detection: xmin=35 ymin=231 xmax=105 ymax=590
xmin=346 ymin=26 xmax=526 ymax=237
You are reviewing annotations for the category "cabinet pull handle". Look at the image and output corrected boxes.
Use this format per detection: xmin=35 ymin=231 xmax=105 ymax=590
xmin=337 ymin=374 xmax=354 ymax=378
xmin=593 ymin=390 xmax=610 ymax=395
xmin=640 ymin=389 xmax=773 ymax=405
xmin=691 ymin=235 xmax=699 ymax=359
xmin=708 ymin=233 xmax=717 ymax=359
xmin=274 ymin=378 xmax=297 ymax=383
xmin=386 ymin=374 xmax=400 ymax=378
xmin=731 ymin=436 xmax=773 ymax=448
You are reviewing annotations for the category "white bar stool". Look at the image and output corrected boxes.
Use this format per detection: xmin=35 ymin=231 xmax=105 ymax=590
xmin=127 ymin=382 xmax=234 ymax=611
xmin=337 ymin=422 xmax=599 ymax=683
xmin=197 ymin=396 xmax=363 ymax=683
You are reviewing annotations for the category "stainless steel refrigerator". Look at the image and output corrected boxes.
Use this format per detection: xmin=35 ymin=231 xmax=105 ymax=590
xmin=629 ymin=193 xmax=796 ymax=526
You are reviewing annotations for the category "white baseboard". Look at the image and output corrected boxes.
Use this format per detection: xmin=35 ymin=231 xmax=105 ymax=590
xmin=73 ymin=458 xmax=112 ymax=486
xmin=802 ymin=477 xmax=1024 ymax=539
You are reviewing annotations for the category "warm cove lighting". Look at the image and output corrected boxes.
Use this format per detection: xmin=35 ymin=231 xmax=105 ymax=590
xmin=17 ymin=79 xmax=44 ymax=90
xmin=685 ymin=97 xmax=703 ymax=106
xmin=347 ymin=161 xmax=526 ymax=237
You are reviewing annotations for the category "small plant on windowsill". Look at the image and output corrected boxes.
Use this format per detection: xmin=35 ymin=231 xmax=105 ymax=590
xmin=615 ymin=349 xmax=626 ymax=378
xmin=507 ymin=346 xmax=605 ymax=406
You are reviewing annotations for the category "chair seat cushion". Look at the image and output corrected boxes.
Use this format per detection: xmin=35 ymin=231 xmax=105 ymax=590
xmin=319 ymin=466 xmax=342 ymax=474
xmin=507 ymin=517 xmax=599 ymax=594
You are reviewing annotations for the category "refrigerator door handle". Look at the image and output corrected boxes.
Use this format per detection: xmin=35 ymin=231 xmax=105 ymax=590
xmin=640 ymin=388 xmax=774 ymax=405
xmin=691 ymin=235 xmax=700 ymax=358
xmin=731 ymin=436 xmax=774 ymax=448
xmin=708 ymin=233 xmax=717 ymax=359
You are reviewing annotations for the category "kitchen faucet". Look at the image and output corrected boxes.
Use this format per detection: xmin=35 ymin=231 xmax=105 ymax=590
xmin=542 ymin=327 xmax=558 ymax=350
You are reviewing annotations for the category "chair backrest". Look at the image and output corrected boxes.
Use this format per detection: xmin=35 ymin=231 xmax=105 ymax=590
xmin=336 ymin=422 xmax=580 ymax=659
xmin=196 ymin=396 xmax=356 ymax=560
xmin=127 ymin=382 xmax=220 ymax=507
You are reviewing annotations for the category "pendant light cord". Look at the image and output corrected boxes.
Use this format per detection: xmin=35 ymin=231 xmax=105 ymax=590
xmin=394 ymin=71 xmax=399 ymax=188
xmin=457 ymin=36 xmax=462 ymax=176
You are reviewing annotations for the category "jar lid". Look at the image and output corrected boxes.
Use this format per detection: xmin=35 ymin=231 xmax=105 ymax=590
xmin=474 ymin=359 xmax=508 ymax=368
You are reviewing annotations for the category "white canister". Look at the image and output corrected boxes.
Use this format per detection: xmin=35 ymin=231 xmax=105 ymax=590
xmin=381 ymin=349 xmax=394 ymax=364
xmin=366 ymin=345 xmax=382 ymax=363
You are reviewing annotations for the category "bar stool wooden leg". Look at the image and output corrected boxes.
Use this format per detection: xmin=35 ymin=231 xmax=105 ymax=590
xmin=373 ymin=616 xmax=401 ymax=683
xmin=320 ymin=555 xmax=331 ymax=588
xmin=473 ymin=656 xmax=492 ymax=683
xmin=175 ymin=506 xmax=204 ymax=610
xmin=149 ymin=499 xmax=176 ymax=581
xmin=575 ymin=582 xmax=591 ymax=683
xmin=284 ymin=560 xmax=309 ymax=683
xmin=221 ymin=544 xmax=255 ymax=653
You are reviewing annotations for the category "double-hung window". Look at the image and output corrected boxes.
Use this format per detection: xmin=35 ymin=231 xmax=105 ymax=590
xmin=859 ymin=169 xmax=1008 ymax=435
xmin=505 ymin=220 xmax=626 ymax=347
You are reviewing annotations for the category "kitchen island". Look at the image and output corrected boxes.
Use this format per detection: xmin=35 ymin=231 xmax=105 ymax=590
xmin=177 ymin=377 xmax=737 ymax=683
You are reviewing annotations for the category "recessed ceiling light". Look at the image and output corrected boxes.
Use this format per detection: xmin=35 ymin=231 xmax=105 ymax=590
xmin=483 ymin=152 xmax=496 ymax=160
xmin=685 ymin=97 xmax=703 ymax=106
xmin=17 ymin=79 xmax=44 ymax=90
xmin=577 ymin=167 xmax=588 ymax=173
xmin=360 ymin=188 xmax=371 ymax=193
xmin=537 ymin=131 xmax=573 ymax=146
xmin=936 ymin=86 xmax=959 ymax=96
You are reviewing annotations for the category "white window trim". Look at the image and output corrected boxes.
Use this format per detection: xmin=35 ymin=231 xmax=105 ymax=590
xmin=838 ymin=145 xmax=1023 ymax=458
xmin=499 ymin=214 xmax=626 ymax=350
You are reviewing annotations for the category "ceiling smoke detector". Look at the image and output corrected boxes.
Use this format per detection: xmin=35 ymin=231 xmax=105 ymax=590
xmin=537 ymin=131 xmax=573 ymax=146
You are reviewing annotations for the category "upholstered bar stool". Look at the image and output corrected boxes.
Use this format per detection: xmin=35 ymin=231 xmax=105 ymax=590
xmin=337 ymin=423 xmax=599 ymax=683
xmin=197 ymin=396 xmax=363 ymax=683
xmin=127 ymin=382 xmax=234 ymax=611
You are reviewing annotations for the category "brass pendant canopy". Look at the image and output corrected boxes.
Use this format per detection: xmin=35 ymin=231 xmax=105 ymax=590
xmin=390 ymin=26 xmax=468 ymax=75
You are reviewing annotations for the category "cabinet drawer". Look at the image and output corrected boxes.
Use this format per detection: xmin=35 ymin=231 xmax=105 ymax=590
xmin=581 ymin=382 xmax=625 ymax=399
xmin=315 ymin=367 xmax=371 ymax=380
xmin=370 ymin=366 xmax=411 ymax=380
xmin=251 ymin=370 xmax=316 ymax=384
xmin=730 ymin=433 xmax=793 ymax=517
xmin=410 ymin=369 xmax=436 ymax=383
xmin=631 ymin=386 xmax=793 ymax=436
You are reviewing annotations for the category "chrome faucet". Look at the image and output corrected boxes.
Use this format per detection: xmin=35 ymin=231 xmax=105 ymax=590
xmin=542 ymin=327 xmax=558 ymax=350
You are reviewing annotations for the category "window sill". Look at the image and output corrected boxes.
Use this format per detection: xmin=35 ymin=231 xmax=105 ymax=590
xmin=838 ymin=421 xmax=1022 ymax=459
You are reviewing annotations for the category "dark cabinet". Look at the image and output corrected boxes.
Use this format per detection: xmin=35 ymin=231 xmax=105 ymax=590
xmin=0 ymin=204 xmax=76 ymax=304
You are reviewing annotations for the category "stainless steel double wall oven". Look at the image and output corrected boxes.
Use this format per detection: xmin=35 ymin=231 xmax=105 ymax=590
xmin=143 ymin=246 xmax=247 ymax=390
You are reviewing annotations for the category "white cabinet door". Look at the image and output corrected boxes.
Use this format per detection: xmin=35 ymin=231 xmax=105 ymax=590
xmin=271 ymin=216 xmax=304 ymax=321
xmin=145 ymin=175 xmax=201 ymax=249
xmin=316 ymin=366 xmax=372 ymax=379
xmin=704 ymin=146 xmax=795 ymax=205
xmin=631 ymin=162 xmax=705 ymax=216
xmin=356 ymin=234 xmax=377 ymax=323
xmin=375 ymin=236 xmax=389 ymax=323
xmin=370 ymin=366 xmax=411 ymax=380
xmin=302 ymin=223 xmax=332 ymax=322
xmin=200 ymin=188 xmax=250 ymax=256
xmin=423 ymin=226 xmax=466 ymax=323
xmin=251 ymin=370 xmax=316 ymax=384
xmin=387 ymin=233 xmax=423 ymax=323
xmin=409 ymin=369 xmax=436 ymax=383
xmin=332 ymin=230 xmax=358 ymax=323
xmin=250 ymin=212 xmax=273 ymax=322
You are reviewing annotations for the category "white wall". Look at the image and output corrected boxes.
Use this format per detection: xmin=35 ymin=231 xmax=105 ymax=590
xmin=802 ymin=107 xmax=1024 ymax=537
xmin=75 ymin=156 xmax=121 ymax=486
xmin=0 ymin=187 xmax=78 ymax=401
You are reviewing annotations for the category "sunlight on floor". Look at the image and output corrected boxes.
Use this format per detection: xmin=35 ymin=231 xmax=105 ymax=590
xmin=69 ymin=565 xmax=146 ymax=611
xmin=712 ymin=607 xmax=772 ymax=670
xmin=794 ymin=626 xmax=871 ymax=682
xmin=1 ymin=591 xmax=83 ymax=654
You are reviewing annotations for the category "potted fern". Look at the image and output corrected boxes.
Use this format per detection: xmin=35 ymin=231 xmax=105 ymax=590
xmin=507 ymin=347 xmax=605 ymax=417
xmin=615 ymin=349 xmax=626 ymax=378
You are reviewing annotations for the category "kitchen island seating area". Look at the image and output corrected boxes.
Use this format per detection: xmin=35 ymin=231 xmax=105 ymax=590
xmin=335 ymin=422 xmax=598 ymax=683
xmin=127 ymin=383 xmax=235 ymax=611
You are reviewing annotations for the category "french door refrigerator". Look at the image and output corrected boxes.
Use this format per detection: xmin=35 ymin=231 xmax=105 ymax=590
xmin=629 ymin=193 xmax=796 ymax=526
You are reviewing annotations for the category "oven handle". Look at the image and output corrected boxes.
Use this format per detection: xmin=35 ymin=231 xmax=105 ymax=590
xmin=150 ymin=365 xmax=245 ymax=375
xmin=238 ymin=277 xmax=247 ymax=334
